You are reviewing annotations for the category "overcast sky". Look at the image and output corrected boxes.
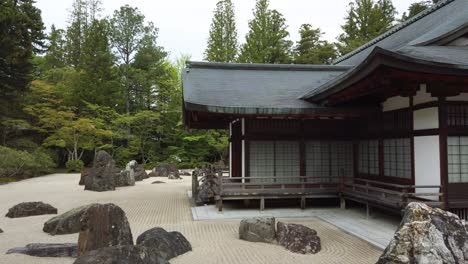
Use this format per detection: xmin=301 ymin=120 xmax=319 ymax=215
xmin=35 ymin=0 xmax=413 ymax=61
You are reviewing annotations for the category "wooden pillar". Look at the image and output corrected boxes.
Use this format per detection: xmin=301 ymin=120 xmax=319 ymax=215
xmin=439 ymin=97 xmax=449 ymax=210
xmin=260 ymin=197 xmax=265 ymax=211
xmin=340 ymin=196 xmax=346 ymax=209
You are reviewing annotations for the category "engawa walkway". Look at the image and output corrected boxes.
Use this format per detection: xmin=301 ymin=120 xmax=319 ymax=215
xmin=192 ymin=196 xmax=399 ymax=250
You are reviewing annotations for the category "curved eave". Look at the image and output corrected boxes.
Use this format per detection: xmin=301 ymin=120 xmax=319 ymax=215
xmin=183 ymin=102 xmax=372 ymax=116
xmin=301 ymin=47 xmax=468 ymax=103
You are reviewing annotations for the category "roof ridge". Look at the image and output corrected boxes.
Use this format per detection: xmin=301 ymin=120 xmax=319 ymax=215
xmin=186 ymin=61 xmax=352 ymax=71
xmin=333 ymin=0 xmax=457 ymax=64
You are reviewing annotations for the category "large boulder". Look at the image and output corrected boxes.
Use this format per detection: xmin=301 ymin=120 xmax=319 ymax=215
xmin=84 ymin=151 xmax=116 ymax=192
xmin=276 ymin=222 xmax=321 ymax=254
xmin=134 ymin=164 xmax=149 ymax=181
xmin=74 ymin=245 xmax=169 ymax=264
xmin=136 ymin=227 xmax=192 ymax=260
xmin=151 ymin=163 xmax=178 ymax=177
xmin=6 ymin=202 xmax=57 ymax=218
xmin=79 ymin=168 xmax=91 ymax=186
xmin=6 ymin=243 xmax=78 ymax=258
xmin=378 ymin=202 xmax=468 ymax=264
xmin=43 ymin=204 xmax=97 ymax=235
xmin=197 ymin=174 xmax=220 ymax=203
xmin=78 ymin=203 xmax=133 ymax=255
xmin=239 ymin=217 xmax=276 ymax=243
xmin=116 ymin=160 xmax=137 ymax=186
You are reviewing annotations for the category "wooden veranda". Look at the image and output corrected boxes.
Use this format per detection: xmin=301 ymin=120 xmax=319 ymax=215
xmin=215 ymin=173 xmax=444 ymax=216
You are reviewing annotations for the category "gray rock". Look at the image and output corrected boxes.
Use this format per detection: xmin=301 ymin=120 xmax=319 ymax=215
xmin=74 ymin=245 xmax=169 ymax=264
xmin=78 ymin=203 xmax=133 ymax=255
xmin=276 ymin=222 xmax=321 ymax=254
xmin=0 ymin=228 xmax=3 ymax=233
xmin=7 ymin=243 xmax=78 ymax=258
xmin=116 ymin=161 xmax=136 ymax=186
xmin=152 ymin=164 xmax=178 ymax=177
xmin=43 ymin=204 xmax=97 ymax=235
xmin=134 ymin=165 xmax=149 ymax=181
xmin=378 ymin=202 xmax=468 ymax=264
xmin=151 ymin=181 xmax=165 ymax=184
xmin=239 ymin=217 xmax=276 ymax=243
xmin=84 ymin=151 xmax=116 ymax=192
xmin=79 ymin=168 xmax=91 ymax=186
xmin=197 ymin=174 xmax=220 ymax=203
xmin=136 ymin=227 xmax=192 ymax=260
xmin=168 ymin=172 xmax=181 ymax=180
xmin=6 ymin=202 xmax=57 ymax=218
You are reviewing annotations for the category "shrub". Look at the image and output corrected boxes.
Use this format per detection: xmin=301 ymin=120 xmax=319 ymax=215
xmin=65 ymin=160 xmax=84 ymax=172
xmin=0 ymin=146 xmax=55 ymax=179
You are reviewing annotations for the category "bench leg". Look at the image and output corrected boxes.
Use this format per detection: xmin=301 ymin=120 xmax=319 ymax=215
xmin=366 ymin=203 xmax=372 ymax=219
xmin=260 ymin=197 xmax=265 ymax=211
xmin=217 ymin=198 xmax=223 ymax=212
xmin=300 ymin=197 xmax=306 ymax=210
xmin=340 ymin=197 xmax=346 ymax=209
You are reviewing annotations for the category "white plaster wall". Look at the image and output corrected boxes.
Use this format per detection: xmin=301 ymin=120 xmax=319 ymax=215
xmin=447 ymin=93 xmax=468 ymax=101
xmin=413 ymin=107 xmax=439 ymax=130
xmin=414 ymin=84 xmax=437 ymax=105
xmin=382 ymin=96 xmax=409 ymax=112
xmin=414 ymin=136 xmax=441 ymax=200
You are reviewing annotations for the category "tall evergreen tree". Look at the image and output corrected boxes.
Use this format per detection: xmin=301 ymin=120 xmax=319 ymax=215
xmin=337 ymin=0 xmax=397 ymax=55
xmin=204 ymin=0 xmax=238 ymax=62
xmin=45 ymin=25 xmax=66 ymax=69
xmin=65 ymin=0 xmax=88 ymax=67
xmin=0 ymin=0 xmax=45 ymax=119
xmin=294 ymin=24 xmax=337 ymax=65
xmin=401 ymin=1 xmax=439 ymax=21
xmin=238 ymin=0 xmax=292 ymax=64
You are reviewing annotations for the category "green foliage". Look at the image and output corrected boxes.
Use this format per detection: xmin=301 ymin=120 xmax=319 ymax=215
xmin=205 ymin=0 xmax=238 ymax=62
xmin=65 ymin=159 xmax=84 ymax=172
xmin=400 ymin=1 xmax=432 ymax=21
xmin=0 ymin=146 xmax=55 ymax=179
xmin=0 ymin=0 xmax=45 ymax=119
xmin=294 ymin=24 xmax=337 ymax=64
xmin=337 ymin=0 xmax=397 ymax=55
xmin=238 ymin=0 xmax=293 ymax=63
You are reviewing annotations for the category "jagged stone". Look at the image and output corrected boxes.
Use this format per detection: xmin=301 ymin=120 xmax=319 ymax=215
xmin=239 ymin=217 xmax=276 ymax=243
xmin=78 ymin=203 xmax=133 ymax=255
xmin=168 ymin=172 xmax=181 ymax=180
xmin=6 ymin=243 xmax=78 ymax=258
xmin=276 ymin=222 xmax=321 ymax=254
xmin=134 ymin=165 xmax=149 ymax=181
xmin=151 ymin=164 xmax=178 ymax=177
xmin=74 ymin=245 xmax=169 ymax=264
xmin=6 ymin=202 xmax=57 ymax=218
xmin=79 ymin=168 xmax=91 ymax=186
xmin=197 ymin=173 xmax=220 ymax=203
xmin=43 ymin=204 xmax=97 ymax=235
xmin=84 ymin=151 xmax=116 ymax=192
xmin=116 ymin=161 xmax=136 ymax=186
xmin=136 ymin=227 xmax=192 ymax=260
xmin=378 ymin=202 xmax=468 ymax=264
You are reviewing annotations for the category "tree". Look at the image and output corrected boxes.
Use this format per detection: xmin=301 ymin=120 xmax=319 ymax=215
xmin=400 ymin=1 xmax=439 ymax=21
xmin=204 ymin=0 xmax=238 ymax=62
xmin=238 ymin=0 xmax=292 ymax=64
xmin=337 ymin=0 xmax=397 ymax=55
xmin=65 ymin=0 xmax=88 ymax=67
xmin=110 ymin=5 xmax=160 ymax=115
xmin=294 ymin=24 xmax=337 ymax=64
xmin=0 ymin=0 xmax=45 ymax=119
xmin=45 ymin=25 xmax=66 ymax=69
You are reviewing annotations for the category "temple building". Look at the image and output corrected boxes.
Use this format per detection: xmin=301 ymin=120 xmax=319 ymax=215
xmin=182 ymin=0 xmax=468 ymax=217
